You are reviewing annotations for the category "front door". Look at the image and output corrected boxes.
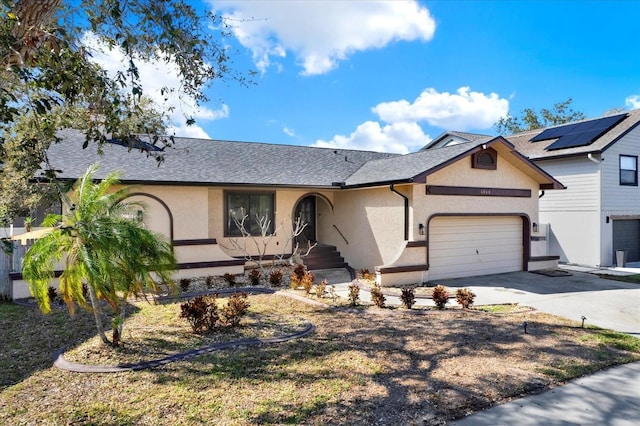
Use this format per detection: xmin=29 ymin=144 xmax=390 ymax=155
xmin=295 ymin=196 xmax=316 ymax=244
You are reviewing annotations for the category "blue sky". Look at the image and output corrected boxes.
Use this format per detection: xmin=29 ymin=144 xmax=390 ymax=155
xmin=92 ymin=1 xmax=640 ymax=154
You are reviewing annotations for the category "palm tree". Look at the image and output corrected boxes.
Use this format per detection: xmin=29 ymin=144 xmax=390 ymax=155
xmin=22 ymin=164 xmax=177 ymax=346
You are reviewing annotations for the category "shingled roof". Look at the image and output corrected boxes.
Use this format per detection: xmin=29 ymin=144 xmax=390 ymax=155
xmin=45 ymin=130 xmax=398 ymax=188
xmin=506 ymin=109 xmax=640 ymax=160
xmin=44 ymin=129 xmax=560 ymax=190
xmin=344 ymin=137 xmax=493 ymax=187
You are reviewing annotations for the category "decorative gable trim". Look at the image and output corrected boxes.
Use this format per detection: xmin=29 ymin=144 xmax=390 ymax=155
xmin=472 ymin=148 xmax=497 ymax=170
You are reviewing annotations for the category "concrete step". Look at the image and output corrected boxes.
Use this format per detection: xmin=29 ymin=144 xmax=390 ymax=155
xmin=309 ymin=268 xmax=353 ymax=285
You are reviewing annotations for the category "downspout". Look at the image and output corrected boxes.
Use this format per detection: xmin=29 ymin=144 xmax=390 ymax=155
xmin=390 ymin=184 xmax=409 ymax=241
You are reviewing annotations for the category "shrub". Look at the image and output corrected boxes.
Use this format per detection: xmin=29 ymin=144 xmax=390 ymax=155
xmin=400 ymin=287 xmax=415 ymax=309
xmin=301 ymin=270 xmax=315 ymax=295
xmin=315 ymin=279 xmax=327 ymax=298
xmin=370 ymin=284 xmax=386 ymax=308
xmin=220 ymin=292 xmax=250 ymax=327
xmin=179 ymin=278 xmax=191 ymax=292
xmin=432 ymin=285 xmax=450 ymax=309
xmin=248 ymin=269 xmax=261 ymax=286
xmin=269 ymin=269 xmax=283 ymax=286
xmin=360 ymin=268 xmax=375 ymax=281
xmin=180 ymin=292 xmax=250 ymax=332
xmin=348 ymin=281 xmax=360 ymax=307
xmin=205 ymin=275 xmax=215 ymax=289
xmin=180 ymin=295 xmax=219 ymax=333
xmin=223 ymin=273 xmax=237 ymax=287
xmin=47 ymin=286 xmax=58 ymax=303
xmin=455 ymin=287 xmax=476 ymax=309
xmin=293 ymin=264 xmax=306 ymax=281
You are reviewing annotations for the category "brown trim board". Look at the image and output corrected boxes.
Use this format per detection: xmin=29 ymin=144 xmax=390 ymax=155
xmin=125 ymin=192 xmax=174 ymax=241
xmin=427 ymin=185 xmax=531 ymax=198
xmin=375 ymin=264 xmax=429 ymax=274
xmin=173 ymin=238 xmax=218 ymax=246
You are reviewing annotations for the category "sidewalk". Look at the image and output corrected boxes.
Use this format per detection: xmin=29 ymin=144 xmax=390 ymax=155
xmin=451 ymin=361 xmax=640 ymax=425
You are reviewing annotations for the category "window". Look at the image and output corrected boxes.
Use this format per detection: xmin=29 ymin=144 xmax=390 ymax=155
xmin=472 ymin=148 xmax=497 ymax=170
xmin=225 ymin=192 xmax=275 ymax=236
xmin=620 ymin=155 xmax=638 ymax=186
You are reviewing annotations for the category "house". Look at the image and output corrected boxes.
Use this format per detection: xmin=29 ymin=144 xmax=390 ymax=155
xmin=419 ymin=130 xmax=491 ymax=149
xmin=505 ymin=109 xmax=640 ymax=268
xmin=8 ymin=129 xmax=563 ymax=298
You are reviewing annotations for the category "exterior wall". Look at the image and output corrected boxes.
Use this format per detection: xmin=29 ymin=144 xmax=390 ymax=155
xmin=418 ymin=154 xmax=540 ymax=225
xmin=207 ymin=187 xmax=336 ymax=259
xmin=535 ymin=158 xmax=602 ymax=266
xmin=600 ymin=126 xmax=640 ymax=265
xmin=378 ymin=152 xmax=542 ymax=285
xmin=331 ymin=186 xmax=406 ymax=270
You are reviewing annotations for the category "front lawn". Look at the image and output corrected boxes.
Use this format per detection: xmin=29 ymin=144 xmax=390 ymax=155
xmin=1 ymin=292 xmax=639 ymax=425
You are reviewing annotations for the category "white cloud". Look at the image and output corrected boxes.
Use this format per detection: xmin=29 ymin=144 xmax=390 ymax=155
xmin=210 ymin=0 xmax=435 ymax=75
xmin=625 ymin=95 xmax=640 ymax=109
xmin=313 ymin=121 xmax=431 ymax=154
xmin=373 ymin=87 xmax=509 ymax=130
xmin=283 ymin=126 xmax=295 ymax=137
xmin=314 ymin=86 xmax=508 ymax=153
xmin=81 ymin=33 xmax=229 ymax=138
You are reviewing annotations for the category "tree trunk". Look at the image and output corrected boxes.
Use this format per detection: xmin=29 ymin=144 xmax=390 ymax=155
xmin=86 ymin=283 xmax=111 ymax=346
xmin=6 ymin=0 xmax=63 ymax=66
xmin=111 ymin=300 xmax=127 ymax=347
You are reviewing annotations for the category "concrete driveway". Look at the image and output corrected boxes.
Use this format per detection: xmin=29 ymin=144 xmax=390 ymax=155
xmin=436 ymin=269 xmax=640 ymax=335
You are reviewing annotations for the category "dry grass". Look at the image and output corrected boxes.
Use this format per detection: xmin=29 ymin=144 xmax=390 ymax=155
xmin=1 ymin=292 xmax=639 ymax=425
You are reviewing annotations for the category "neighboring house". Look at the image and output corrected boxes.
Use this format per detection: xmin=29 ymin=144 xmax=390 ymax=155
xmin=506 ymin=109 xmax=640 ymax=267
xmin=419 ymin=130 xmax=491 ymax=150
xmin=8 ymin=129 xmax=563 ymax=297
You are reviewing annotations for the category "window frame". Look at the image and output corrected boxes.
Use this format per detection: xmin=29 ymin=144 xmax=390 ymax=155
xmin=224 ymin=191 xmax=276 ymax=237
xmin=619 ymin=155 xmax=638 ymax=186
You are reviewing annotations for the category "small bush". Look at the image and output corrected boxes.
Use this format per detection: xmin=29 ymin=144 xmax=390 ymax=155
xmin=269 ymin=269 xmax=283 ymax=286
xmin=180 ymin=292 xmax=250 ymax=332
xmin=301 ymin=270 xmax=315 ymax=295
xmin=290 ymin=264 xmax=308 ymax=289
xmin=220 ymin=292 xmax=250 ymax=327
xmin=223 ymin=273 xmax=237 ymax=287
xmin=179 ymin=278 xmax=191 ymax=292
xmin=47 ymin=286 xmax=58 ymax=303
xmin=205 ymin=275 xmax=215 ymax=288
xmin=315 ymin=279 xmax=327 ymax=298
xmin=400 ymin=287 xmax=415 ymax=309
xmin=370 ymin=284 xmax=386 ymax=308
xmin=248 ymin=269 xmax=261 ymax=286
xmin=293 ymin=264 xmax=306 ymax=281
xmin=180 ymin=295 xmax=219 ymax=333
xmin=455 ymin=288 xmax=476 ymax=309
xmin=432 ymin=285 xmax=450 ymax=309
xmin=348 ymin=281 xmax=360 ymax=307
xmin=360 ymin=268 xmax=375 ymax=281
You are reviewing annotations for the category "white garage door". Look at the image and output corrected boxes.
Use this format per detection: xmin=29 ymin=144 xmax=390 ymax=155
xmin=428 ymin=216 xmax=523 ymax=281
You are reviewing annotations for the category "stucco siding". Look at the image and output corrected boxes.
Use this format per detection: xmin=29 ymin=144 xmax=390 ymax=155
xmin=540 ymin=210 xmax=601 ymax=266
xmin=332 ymin=186 xmax=406 ymax=270
xmin=421 ymin=154 xmax=540 ymax=223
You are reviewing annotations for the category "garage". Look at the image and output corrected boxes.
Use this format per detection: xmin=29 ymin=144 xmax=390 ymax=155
xmin=612 ymin=219 xmax=640 ymax=263
xmin=428 ymin=216 xmax=524 ymax=281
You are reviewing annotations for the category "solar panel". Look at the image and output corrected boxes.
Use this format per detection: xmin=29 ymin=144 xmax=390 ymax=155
xmin=108 ymin=138 xmax=163 ymax=152
xmin=530 ymin=113 xmax=627 ymax=144
xmin=546 ymin=129 xmax=603 ymax=150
